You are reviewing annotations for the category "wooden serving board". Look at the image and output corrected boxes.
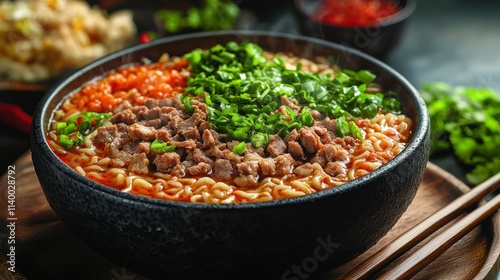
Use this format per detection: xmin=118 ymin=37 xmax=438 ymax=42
xmin=0 ymin=151 xmax=499 ymax=279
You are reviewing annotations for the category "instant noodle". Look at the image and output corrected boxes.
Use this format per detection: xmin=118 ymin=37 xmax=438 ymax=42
xmin=47 ymin=41 xmax=412 ymax=203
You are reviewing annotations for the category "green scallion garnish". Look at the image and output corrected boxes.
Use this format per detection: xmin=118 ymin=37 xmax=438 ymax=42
xmin=150 ymin=139 xmax=176 ymax=153
xmin=180 ymin=41 xmax=400 ymax=147
xmin=55 ymin=111 xmax=110 ymax=148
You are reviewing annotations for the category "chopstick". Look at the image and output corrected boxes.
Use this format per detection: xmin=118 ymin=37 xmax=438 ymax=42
xmin=378 ymin=190 xmax=500 ymax=279
xmin=340 ymin=172 xmax=500 ymax=279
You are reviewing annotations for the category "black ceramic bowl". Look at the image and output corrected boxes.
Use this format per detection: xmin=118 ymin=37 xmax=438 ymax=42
xmin=294 ymin=0 xmax=416 ymax=58
xmin=31 ymin=30 xmax=429 ymax=280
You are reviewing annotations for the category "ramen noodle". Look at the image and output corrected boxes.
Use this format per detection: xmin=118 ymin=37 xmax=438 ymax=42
xmin=47 ymin=42 xmax=413 ymax=204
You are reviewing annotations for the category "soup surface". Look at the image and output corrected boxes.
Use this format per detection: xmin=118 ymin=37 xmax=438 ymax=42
xmin=47 ymin=41 xmax=413 ymax=203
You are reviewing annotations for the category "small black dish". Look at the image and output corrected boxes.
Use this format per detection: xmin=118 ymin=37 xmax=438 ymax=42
xmin=294 ymin=0 xmax=416 ymax=58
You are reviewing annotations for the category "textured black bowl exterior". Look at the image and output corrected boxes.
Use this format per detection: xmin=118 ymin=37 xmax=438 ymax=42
xmin=294 ymin=0 xmax=416 ymax=58
xmin=31 ymin=31 xmax=429 ymax=280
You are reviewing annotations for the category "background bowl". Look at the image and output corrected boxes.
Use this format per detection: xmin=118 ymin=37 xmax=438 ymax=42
xmin=294 ymin=0 xmax=416 ymax=58
xmin=31 ymin=30 xmax=429 ymax=280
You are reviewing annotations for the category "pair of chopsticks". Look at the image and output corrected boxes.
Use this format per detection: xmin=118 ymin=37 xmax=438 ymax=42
xmin=341 ymin=172 xmax=500 ymax=279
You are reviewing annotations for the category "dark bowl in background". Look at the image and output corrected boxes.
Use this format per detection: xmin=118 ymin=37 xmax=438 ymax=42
xmin=294 ymin=0 xmax=416 ymax=59
xmin=31 ymin=30 xmax=429 ymax=280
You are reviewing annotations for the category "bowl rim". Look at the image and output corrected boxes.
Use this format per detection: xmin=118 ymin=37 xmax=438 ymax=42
xmin=32 ymin=30 xmax=429 ymax=210
xmin=293 ymin=0 xmax=416 ymax=29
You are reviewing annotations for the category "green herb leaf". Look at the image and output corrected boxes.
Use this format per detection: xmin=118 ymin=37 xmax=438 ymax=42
xmin=421 ymin=82 xmax=500 ymax=184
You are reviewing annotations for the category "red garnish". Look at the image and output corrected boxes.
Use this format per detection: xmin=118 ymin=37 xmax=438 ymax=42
xmin=313 ymin=0 xmax=400 ymax=27
xmin=139 ymin=32 xmax=152 ymax=44
xmin=0 ymin=103 xmax=33 ymax=134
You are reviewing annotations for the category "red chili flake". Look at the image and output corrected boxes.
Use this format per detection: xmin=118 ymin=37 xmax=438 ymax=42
xmin=75 ymin=116 xmax=85 ymax=126
xmin=313 ymin=0 xmax=400 ymax=27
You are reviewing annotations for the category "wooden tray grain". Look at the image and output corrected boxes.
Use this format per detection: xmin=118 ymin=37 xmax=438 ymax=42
xmin=0 ymin=151 xmax=499 ymax=279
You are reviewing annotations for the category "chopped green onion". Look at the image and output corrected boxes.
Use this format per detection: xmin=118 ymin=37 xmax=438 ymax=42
xmin=150 ymin=139 xmax=176 ymax=153
xmin=55 ymin=111 xmax=110 ymax=148
xmin=299 ymin=108 xmax=314 ymax=126
xmin=59 ymin=134 xmax=72 ymax=148
xmin=56 ymin=122 xmax=67 ymax=133
xmin=59 ymin=132 xmax=85 ymax=148
xmin=349 ymin=120 xmax=364 ymax=142
xmin=64 ymin=123 xmax=77 ymax=135
xmin=335 ymin=116 xmax=350 ymax=137
xmin=181 ymin=95 xmax=194 ymax=113
xmin=233 ymin=142 xmax=246 ymax=155
xmin=182 ymin=41 xmax=401 ymax=146
xmin=355 ymin=70 xmax=376 ymax=84
xmin=251 ymin=132 xmax=268 ymax=148
xmin=335 ymin=116 xmax=364 ymax=142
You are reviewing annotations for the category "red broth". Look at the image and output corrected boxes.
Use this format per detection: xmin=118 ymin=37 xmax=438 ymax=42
xmin=313 ymin=0 xmax=400 ymax=27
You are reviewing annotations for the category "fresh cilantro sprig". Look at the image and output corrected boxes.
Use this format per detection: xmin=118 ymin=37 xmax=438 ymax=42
xmin=421 ymin=81 xmax=500 ymax=184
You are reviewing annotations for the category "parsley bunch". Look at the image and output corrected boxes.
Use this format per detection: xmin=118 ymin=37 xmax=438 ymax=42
xmin=421 ymin=82 xmax=500 ymax=184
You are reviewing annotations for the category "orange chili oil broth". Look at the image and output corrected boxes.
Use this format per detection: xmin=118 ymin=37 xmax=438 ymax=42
xmin=313 ymin=0 xmax=400 ymax=27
